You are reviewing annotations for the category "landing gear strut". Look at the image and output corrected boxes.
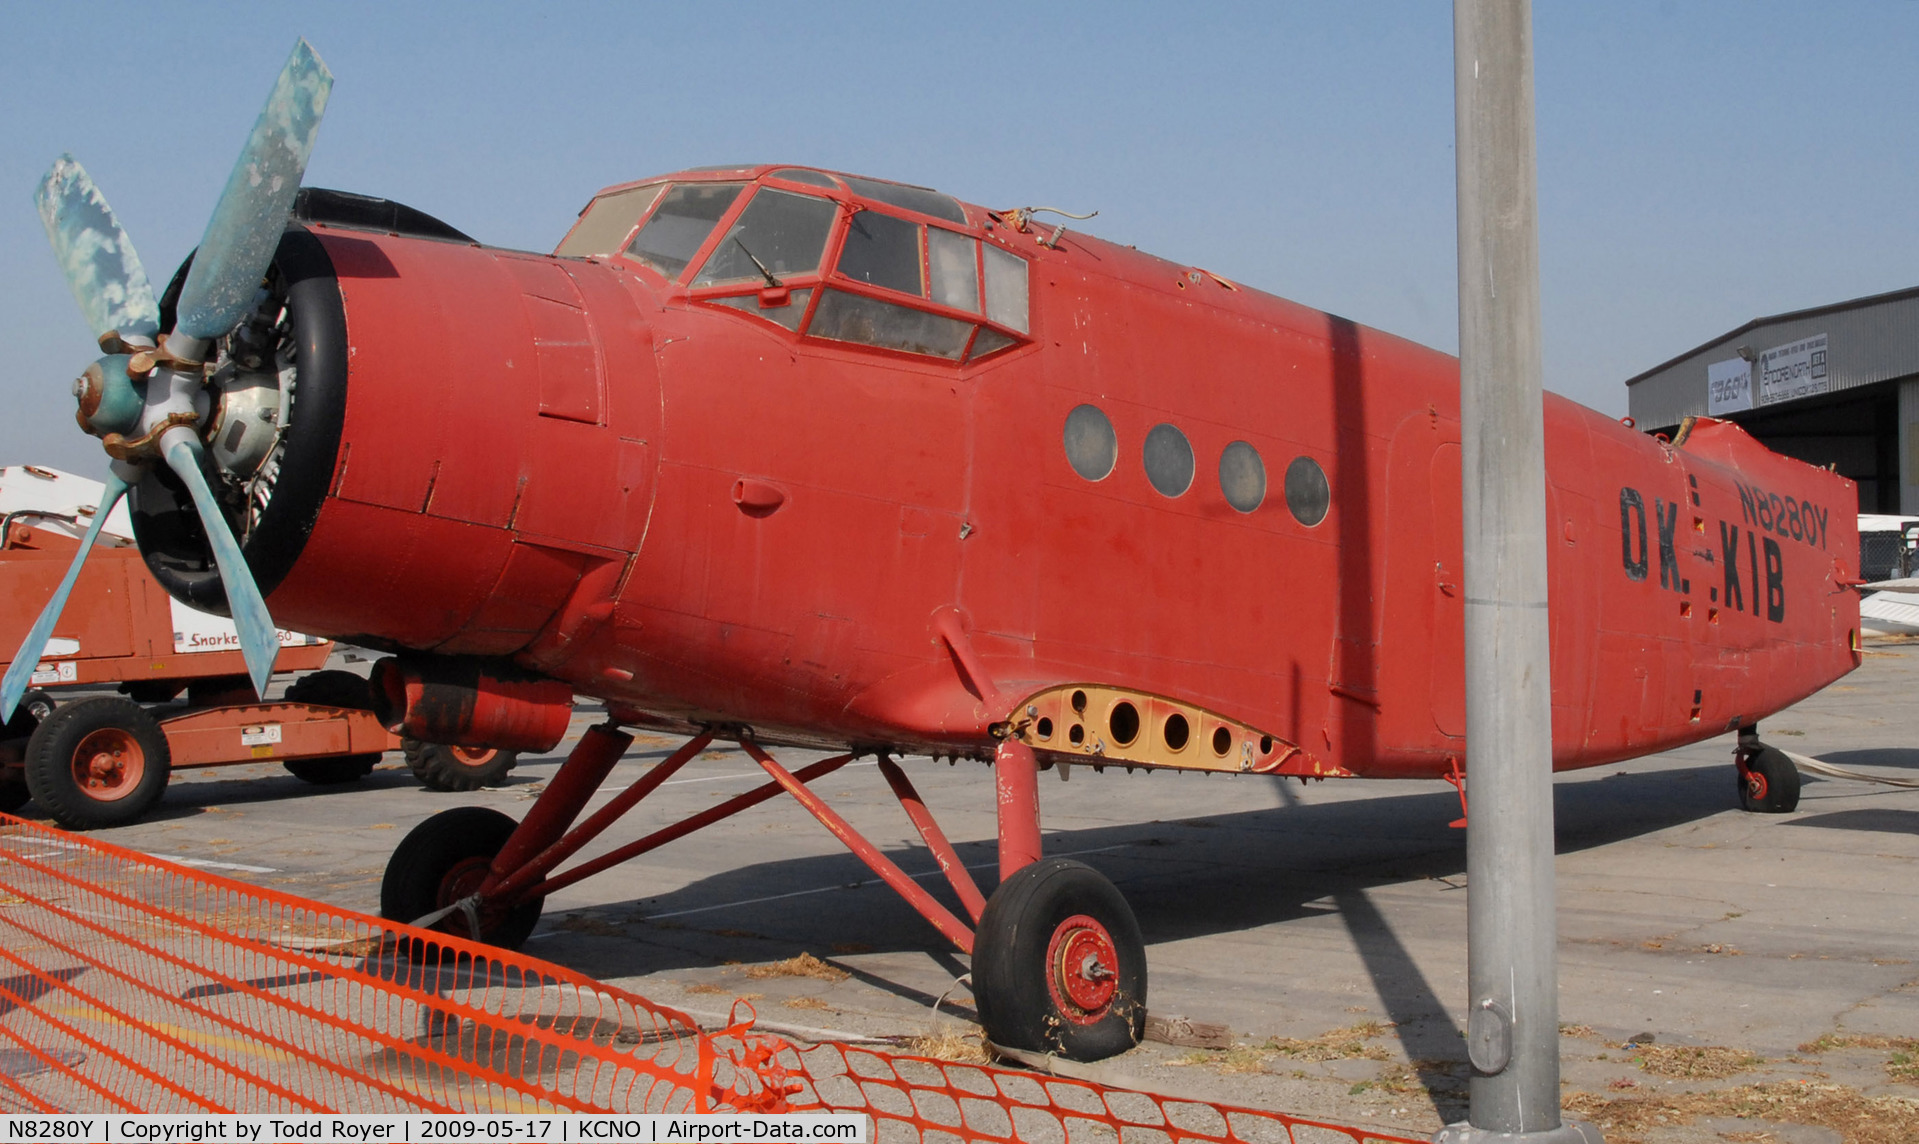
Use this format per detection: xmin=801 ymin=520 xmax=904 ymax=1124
xmin=376 ymin=723 xmax=1150 ymax=1062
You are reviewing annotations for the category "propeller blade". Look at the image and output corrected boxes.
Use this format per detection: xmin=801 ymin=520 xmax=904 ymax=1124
xmin=175 ymin=38 xmax=333 ymax=340
xmin=161 ymin=438 xmax=280 ymax=700
xmin=0 ymin=472 xmax=130 ymax=723
xmin=34 ymin=156 xmax=159 ymax=341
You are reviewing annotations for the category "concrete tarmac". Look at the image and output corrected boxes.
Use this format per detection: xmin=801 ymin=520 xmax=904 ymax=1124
xmin=39 ymin=640 xmax=1919 ymax=1141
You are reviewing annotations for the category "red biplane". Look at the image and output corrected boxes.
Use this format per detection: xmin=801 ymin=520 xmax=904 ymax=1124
xmin=6 ymin=43 xmax=1859 ymax=1060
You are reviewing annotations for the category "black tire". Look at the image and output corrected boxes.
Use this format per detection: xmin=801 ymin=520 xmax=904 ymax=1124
xmin=403 ymin=737 xmax=518 ymax=792
xmin=23 ymin=696 xmax=171 ymax=829
xmin=973 ymin=858 xmax=1147 ymax=1061
xmin=380 ymin=806 xmax=542 ymax=953
xmin=282 ymin=671 xmax=383 ymax=784
xmin=1738 ymin=745 xmax=1801 ymax=813
xmin=20 ymin=691 xmax=55 ymax=723
xmin=0 ymin=700 xmax=37 ymax=813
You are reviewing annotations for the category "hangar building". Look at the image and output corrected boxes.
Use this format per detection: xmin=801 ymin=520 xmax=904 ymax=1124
xmin=1625 ymin=286 xmax=1919 ymax=514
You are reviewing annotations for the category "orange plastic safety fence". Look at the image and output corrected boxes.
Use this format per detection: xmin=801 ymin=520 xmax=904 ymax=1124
xmin=0 ymin=814 xmax=790 ymax=1114
xmin=0 ymin=815 xmax=1420 ymax=1143
xmin=781 ymin=1045 xmax=1427 ymax=1144
xmin=779 ymin=1044 xmax=1427 ymax=1144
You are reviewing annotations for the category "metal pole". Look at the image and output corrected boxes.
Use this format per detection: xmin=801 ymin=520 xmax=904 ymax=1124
xmin=1440 ymin=2 xmax=1601 ymax=1141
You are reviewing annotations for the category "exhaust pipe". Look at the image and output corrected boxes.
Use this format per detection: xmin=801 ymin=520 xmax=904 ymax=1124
xmin=370 ymin=656 xmax=573 ymax=752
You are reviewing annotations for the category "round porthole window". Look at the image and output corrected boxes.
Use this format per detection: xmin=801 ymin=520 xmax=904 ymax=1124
xmin=1143 ymin=423 xmax=1194 ymax=497
xmin=1285 ymin=455 xmax=1330 ymax=526
xmin=1063 ymin=405 xmax=1117 ymax=481
xmin=1219 ymin=441 xmax=1266 ymax=513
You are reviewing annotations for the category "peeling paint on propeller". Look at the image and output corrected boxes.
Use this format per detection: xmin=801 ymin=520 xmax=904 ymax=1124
xmin=1 ymin=39 xmax=333 ymax=722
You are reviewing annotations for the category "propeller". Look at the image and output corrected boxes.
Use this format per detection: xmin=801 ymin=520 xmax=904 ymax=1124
xmin=1 ymin=39 xmax=333 ymax=723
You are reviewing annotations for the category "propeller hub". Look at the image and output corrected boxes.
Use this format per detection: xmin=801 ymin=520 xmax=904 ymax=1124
xmin=75 ymin=355 xmax=146 ymax=438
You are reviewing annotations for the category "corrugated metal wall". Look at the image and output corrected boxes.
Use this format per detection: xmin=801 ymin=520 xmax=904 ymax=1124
xmin=1625 ymin=288 xmax=1919 ymax=430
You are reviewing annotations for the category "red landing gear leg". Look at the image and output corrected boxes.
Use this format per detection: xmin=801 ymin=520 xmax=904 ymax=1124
xmin=379 ymin=723 xmax=633 ymax=948
xmin=994 ymin=738 xmax=1042 ymax=883
xmin=485 ymin=724 xmax=633 ymax=883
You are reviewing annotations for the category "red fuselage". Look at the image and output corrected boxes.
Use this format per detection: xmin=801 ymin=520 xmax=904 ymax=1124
xmin=254 ymin=166 xmax=1860 ymax=779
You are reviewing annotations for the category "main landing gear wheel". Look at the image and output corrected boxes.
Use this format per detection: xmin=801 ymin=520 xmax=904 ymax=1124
xmin=381 ymin=806 xmax=543 ymax=954
xmin=1738 ymin=745 xmax=1801 ymax=814
xmin=24 ymin=696 xmax=171 ymax=829
xmin=281 ymin=671 xmax=383 ymax=784
xmin=973 ymin=857 xmax=1146 ymax=1062
xmin=403 ymin=737 xmax=518 ymax=793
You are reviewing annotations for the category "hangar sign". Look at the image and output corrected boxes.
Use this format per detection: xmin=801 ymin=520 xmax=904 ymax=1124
xmin=1758 ymin=333 xmax=1829 ymax=406
xmin=1707 ymin=356 xmax=1753 ymax=415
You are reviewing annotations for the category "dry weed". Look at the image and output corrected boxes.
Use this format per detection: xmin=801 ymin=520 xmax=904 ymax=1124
xmin=1169 ymin=1021 xmax=1393 ymax=1076
xmin=1799 ymin=1033 xmax=1919 ymax=1085
xmin=1800 ymin=1033 xmax=1917 ymax=1054
xmin=784 ymin=997 xmax=834 ymax=1011
xmin=902 ymin=1026 xmax=989 ymax=1064
xmin=1565 ymin=1080 xmax=1919 ymax=1144
xmin=1628 ymin=1042 xmax=1763 ymax=1079
xmin=1264 ymin=1021 xmax=1394 ymax=1062
xmin=684 ymin=983 xmax=731 ymax=996
xmin=745 ymin=952 xmax=850 ymax=982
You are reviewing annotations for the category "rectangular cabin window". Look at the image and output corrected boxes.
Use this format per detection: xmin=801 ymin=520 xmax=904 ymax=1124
xmin=928 ymin=228 xmax=980 ymax=313
xmin=837 ymin=210 xmax=923 ymax=296
xmin=983 ymin=245 xmax=1030 ymax=334
xmin=624 ymin=183 xmax=745 ymax=278
xmin=554 ymin=183 xmax=665 ymax=258
xmin=811 ymin=289 xmax=972 ymax=359
xmin=693 ymin=188 xmax=838 ymax=287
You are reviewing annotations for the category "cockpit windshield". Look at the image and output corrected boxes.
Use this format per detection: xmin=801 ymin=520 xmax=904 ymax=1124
xmin=624 ymin=183 xmax=745 ymax=278
xmin=553 ymin=183 xmax=665 ymax=258
xmin=692 ymin=188 xmax=838 ymax=287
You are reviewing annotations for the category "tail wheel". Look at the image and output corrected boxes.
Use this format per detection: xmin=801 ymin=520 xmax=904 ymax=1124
xmin=1738 ymin=745 xmax=1801 ymax=813
xmin=24 ymin=697 xmax=171 ymax=829
xmin=282 ymin=670 xmax=383 ymax=784
xmin=403 ymin=737 xmax=518 ymax=793
xmin=380 ymin=806 xmax=543 ymax=953
xmin=973 ymin=858 xmax=1146 ymax=1061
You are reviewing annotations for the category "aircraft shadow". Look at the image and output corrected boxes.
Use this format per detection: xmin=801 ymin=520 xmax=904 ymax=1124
xmin=534 ymin=759 xmax=1740 ymax=1094
xmin=1815 ymin=747 xmax=1919 ymax=771
xmin=1782 ymin=807 xmax=1919 ymax=835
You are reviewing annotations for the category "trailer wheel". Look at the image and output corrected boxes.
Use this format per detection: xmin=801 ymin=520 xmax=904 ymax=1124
xmin=973 ymin=858 xmax=1146 ymax=1062
xmin=403 ymin=737 xmax=518 ymax=792
xmin=381 ymin=806 xmax=543 ymax=954
xmin=24 ymin=697 xmax=171 ymax=829
xmin=281 ymin=671 xmax=383 ymax=784
xmin=1738 ymin=745 xmax=1801 ymax=813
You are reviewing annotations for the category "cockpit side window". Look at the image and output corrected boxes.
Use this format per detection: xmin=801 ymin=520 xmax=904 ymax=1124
xmin=624 ymin=183 xmax=745 ymax=278
xmin=837 ymin=210 xmax=923 ymax=296
xmin=927 ymin=228 xmax=980 ymax=313
xmin=983 ymin=244 xmax=1030 ymax=335
xmin=692 ymin=189 xmax=838 ymax=287
xmin=554 ymin=184 xmax=665 ymax=258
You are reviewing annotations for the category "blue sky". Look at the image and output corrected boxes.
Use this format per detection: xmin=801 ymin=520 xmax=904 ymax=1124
xmin=4 ymin=2 xmax=1916 ymax=475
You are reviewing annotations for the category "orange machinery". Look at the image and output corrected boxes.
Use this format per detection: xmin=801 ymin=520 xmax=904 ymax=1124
xmin=0 ymin=464 xmax=406 ymax=828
